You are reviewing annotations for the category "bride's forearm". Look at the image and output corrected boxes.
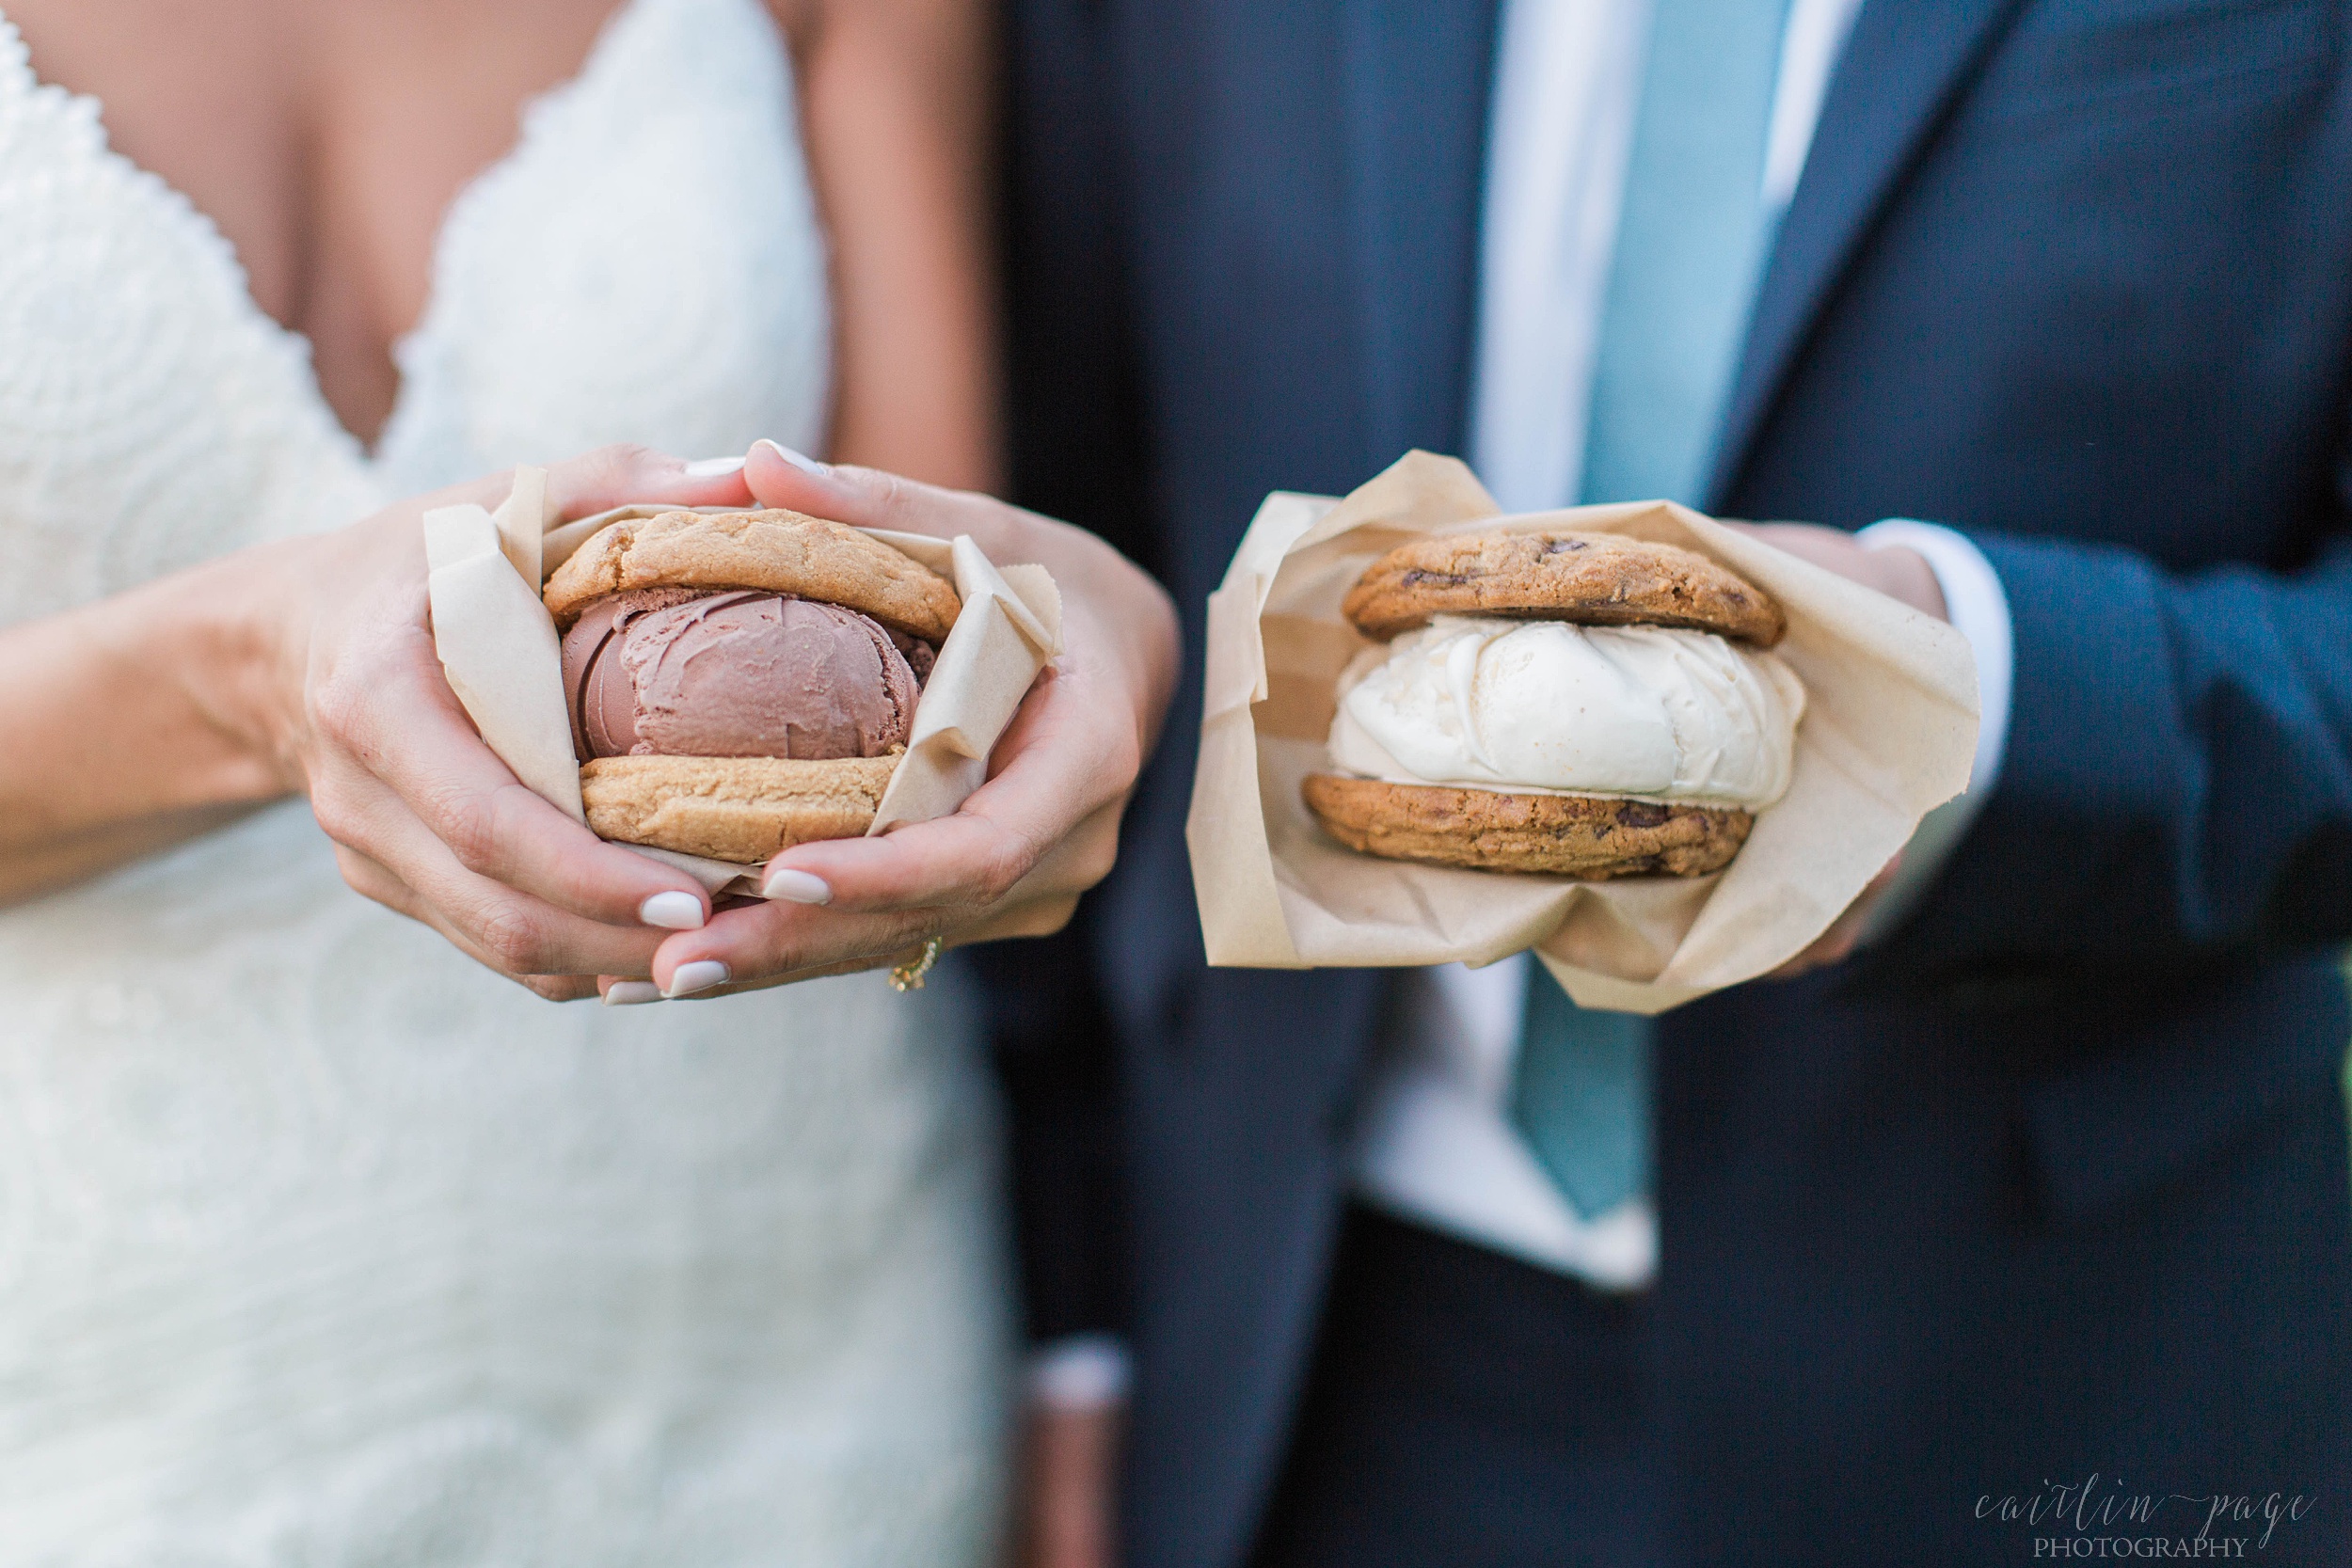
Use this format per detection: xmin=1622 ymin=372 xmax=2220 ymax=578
xmin=0 ymin=548 xmax=298 ymax=901
xmin=0 ymin=806 xmax=276 ymax=907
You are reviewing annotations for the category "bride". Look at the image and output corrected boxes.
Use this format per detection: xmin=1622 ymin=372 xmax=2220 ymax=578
xmin=0 ymin=0 xmax=1173 ymax=1562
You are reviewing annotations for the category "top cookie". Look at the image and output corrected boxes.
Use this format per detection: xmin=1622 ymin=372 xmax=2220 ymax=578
xmin=1341 ymin=530 xmax=1785 ymax=646
xmin=543 ymin=509 xmax=961 ymax=643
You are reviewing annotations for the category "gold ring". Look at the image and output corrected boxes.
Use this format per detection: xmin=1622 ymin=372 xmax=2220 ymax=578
xmin=888 ymin=937 xmax=942 ymax=992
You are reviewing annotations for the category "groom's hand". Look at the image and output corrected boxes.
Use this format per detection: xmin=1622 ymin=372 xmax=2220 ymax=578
xmin=1718 ymin=521 xmax=1947 ymax=979
xmin=614 ymin=440 xmax=1180 ymax=1001
xmin=1768 ymin=852 xmax=1903 ymax=978
xmin=1723 ymin=520 xmax=1946 ymax=621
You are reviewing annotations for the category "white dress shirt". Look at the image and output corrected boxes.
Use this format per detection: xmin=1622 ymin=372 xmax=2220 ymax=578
xmin=1350 ymin=0 xmax=2019 ymax=1290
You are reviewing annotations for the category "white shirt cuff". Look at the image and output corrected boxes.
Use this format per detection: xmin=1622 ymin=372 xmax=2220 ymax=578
xmin=1852 ymin=519 xmax=2014 ymax=943
xmin=1026 ymin=1334 xmax=1133 ymax=1411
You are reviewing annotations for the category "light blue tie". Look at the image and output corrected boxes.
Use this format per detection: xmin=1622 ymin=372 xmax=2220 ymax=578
xmin=1510 ymin=0 xmax=1793 ymax=1220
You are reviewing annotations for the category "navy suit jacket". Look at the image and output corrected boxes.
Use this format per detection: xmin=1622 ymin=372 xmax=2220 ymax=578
xmin=1001 ymin=1 xmax=2352 ymax=1562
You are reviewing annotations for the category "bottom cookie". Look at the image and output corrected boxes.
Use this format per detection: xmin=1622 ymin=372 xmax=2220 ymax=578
xmin=582 ymin=753 xmax=901 ymax=863
xmin=1301 ymin=773 xmax=1752 ymax=879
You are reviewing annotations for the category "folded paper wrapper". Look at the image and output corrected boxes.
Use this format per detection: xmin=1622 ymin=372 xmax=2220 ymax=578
xmin=1187 ymin=451 xmax=1981 ymax=1015
xmin=424 ymin=467 xmax=1064 ymax=900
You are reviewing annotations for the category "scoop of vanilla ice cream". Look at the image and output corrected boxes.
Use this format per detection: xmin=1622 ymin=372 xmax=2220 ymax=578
xmin=1328 ymin=615 xmax=1804 ymax=807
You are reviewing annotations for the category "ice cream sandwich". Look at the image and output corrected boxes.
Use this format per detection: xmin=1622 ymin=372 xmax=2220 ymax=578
xmin=542 ymin=508 xmax=961 ymax=862
xmin=1303 ymin=530 xmax=1804 ymax=879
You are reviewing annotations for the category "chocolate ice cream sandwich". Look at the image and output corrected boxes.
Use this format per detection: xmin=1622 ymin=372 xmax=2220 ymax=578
xmin=542 ymin=508 xmax=961 ymax=862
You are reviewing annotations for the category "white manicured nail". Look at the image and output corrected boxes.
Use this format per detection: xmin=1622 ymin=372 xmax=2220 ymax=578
xmin=755 ymin=438 xmax=830 ymax=477
xmin=602 ymin=980 xmax=662 ymax=1006
xmin=684 ymin=455 xmax=746 ymax=478
xmin=664 ymin=960 xmax=730 ymax=997
xmin=762 ymin=868 xmax=833 ymax=904
xmin=639 ymin=891 xmax=707 ymax=930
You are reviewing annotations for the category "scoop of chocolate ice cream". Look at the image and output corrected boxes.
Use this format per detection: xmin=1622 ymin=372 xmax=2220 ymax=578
xmin=562 ymin=589 xmax=925 ymax=762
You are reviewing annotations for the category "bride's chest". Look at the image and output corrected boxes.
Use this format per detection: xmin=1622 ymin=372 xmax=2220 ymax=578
xmin=0 ymin=0 xmax=833 ymax=627
xmin=5 ymin=0 xmax=633 ymax=442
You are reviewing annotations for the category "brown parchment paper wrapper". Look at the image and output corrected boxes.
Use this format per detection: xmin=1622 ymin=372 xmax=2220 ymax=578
xmin=1187 ymin=451 xmax=1979 ymax=1014
xmin=426 ymin=470 xmax=1064 ymax=900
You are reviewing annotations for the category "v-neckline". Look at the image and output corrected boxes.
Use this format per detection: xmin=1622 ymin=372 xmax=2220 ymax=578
xmin=1 ymin=0 xmax=650 ymax=463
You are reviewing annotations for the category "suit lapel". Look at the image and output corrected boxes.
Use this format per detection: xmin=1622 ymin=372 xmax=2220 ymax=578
xmin=1337 ymin=0 xmax=1502 ymax=469
xmin=1707 ymin=0 xmax=2030 ymax=504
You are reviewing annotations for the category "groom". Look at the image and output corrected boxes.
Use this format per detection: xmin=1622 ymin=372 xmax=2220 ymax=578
xmin=1001 ymin=0 xmax=2352 ymax=1562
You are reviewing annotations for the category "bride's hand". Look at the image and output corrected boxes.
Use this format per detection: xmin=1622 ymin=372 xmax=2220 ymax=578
xmin=267 ymin=447 xmax=758 ymax=1000
xmin=612 ymin=440 xmax=1179 ymax=1002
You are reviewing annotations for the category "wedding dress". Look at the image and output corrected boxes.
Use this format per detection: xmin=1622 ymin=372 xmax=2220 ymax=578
xmin=0 ymin=1 xmax=1012 ymax=1562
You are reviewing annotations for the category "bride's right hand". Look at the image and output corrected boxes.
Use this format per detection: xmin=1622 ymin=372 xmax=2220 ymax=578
xmin=0 ymin=444 xmax=749 ymax=994
xmin=270 ymin=448 xmax=773 ymax=999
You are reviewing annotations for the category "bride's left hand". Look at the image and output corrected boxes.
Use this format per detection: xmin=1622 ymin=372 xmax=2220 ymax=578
xmin=604 ymin=441 xmax=1180 ymax=1002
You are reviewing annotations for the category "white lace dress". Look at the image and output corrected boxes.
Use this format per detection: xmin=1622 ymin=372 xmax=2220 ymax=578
xmin=0 ymin=2 xmax=1012 ymax=1563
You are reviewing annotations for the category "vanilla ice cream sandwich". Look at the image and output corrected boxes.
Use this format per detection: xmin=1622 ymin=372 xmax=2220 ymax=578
xmin=542 ymin=508 xmax=961 ymax=862
xmin=1304 ymin=530 xmax=1804 ymax=879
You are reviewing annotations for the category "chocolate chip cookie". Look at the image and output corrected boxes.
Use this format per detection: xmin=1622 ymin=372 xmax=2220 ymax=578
xmin=1340 ymin=530 xmax=1784 ymax=645
xmin=1301 ymin=773 xmax=1752 ymax=879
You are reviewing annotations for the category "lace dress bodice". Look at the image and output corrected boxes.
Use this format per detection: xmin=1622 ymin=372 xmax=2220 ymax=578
xmin=0 ymin=3 xmax=1009 ymax=1562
